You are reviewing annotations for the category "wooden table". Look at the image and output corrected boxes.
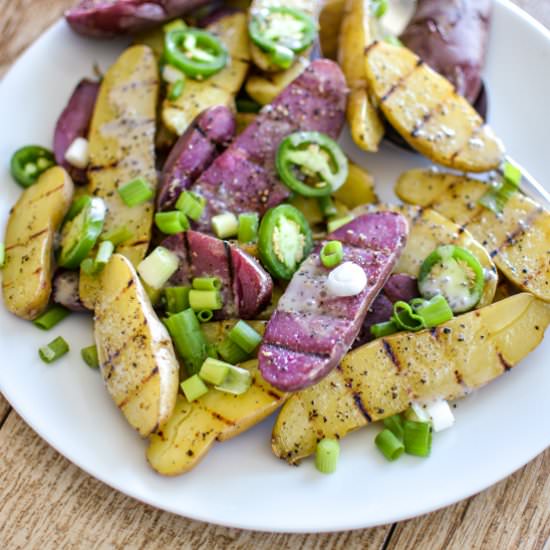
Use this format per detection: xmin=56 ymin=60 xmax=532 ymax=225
xmin=1 ymin=1 xmax=549 ymax=548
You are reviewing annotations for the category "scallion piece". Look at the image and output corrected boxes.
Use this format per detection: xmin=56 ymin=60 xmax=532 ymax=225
xmin=217 ymin=337 xmax=249 ymax=364
xmin=317 ymin=195 xmax=338 ymax=219
xmin=118 ymin=177 xmax=154 ymax=207
xmin=189 ymin=289 xmax=222 ymax=311
xmin=206 ymin=344 xmax=219 ymax=359
xmin=137 ymin=246 xmax=179 ymax=289
xmin=81 ymin=345 xmax=99 ymax=368
xmin=327 ymin=215 xmax=353 ymax=233
xmin=164 ymin=286 xmax=191 ymax=314
xmin=192 ymin=277 xmax=221 ymax=291
xmin=167 ymin=79 xmax=184 ymax=101
xmin=237 ymin=212 xmax=259 ymax=243
xmin=33 ymin=305 xmax=70 ymax=330
xmin=197 ymin=309 xmax=214 ymax=323
xmin=479 ymin=165 xmax=520 ymax=215
xmin=375 ymin=429 xmax=405 ymax=461
xmin=100 ymin=226 xmax=133 ymax=246
xmin=163 ymin=18 xmax=186 ymax=33
xmin=39 ymin=336 xmax=69 ymax=364
xmin=80 ymin=257 xmax=97 ymax=276
xmin=164 ymin=308 xmax=208 ymax=376
xmin=199 ymin=357 xmax=230 ymax=385
xmin=0 ymin=242 xmax=4 ymax=268
xmin=372 ymin=0 xmax=388 ymax=18
xmin=383 ymin=35 xmax=403 ymax=47
xmin=403 ymin=420 xmax=432 ymax=457
xmin=228 ymin=320 xmax=262 ymax=353
xmin=315 ymin=438 xmax=340 ymax=474
xmin=320 ymin=240 xmax=343 ymax=268
xmin=370 ymin=320 xmax=398 ymax=339
xmin=383 ymin=414 xmax=404 ymax=441
xmin=214 ymin=364 xmax=252 ymax=395
xmin=212 ymin=212 xmax=238 ymax=239
xmin=175 ymin=191 xmax=206 ymax=221
xmin=155 ymin=210 xmax=189 ymax=234
xmin=180 ymin=374 xmax=208 ymax=402
xmin=95 ymin=240 xmax=114 ymax=271
xmin=415 ymin=295 xmax=453 ymax=327
xmin=392 ymin=301 xmax=426 ymax=332
xmin=503 ymin=161 xmax=522 ymax=186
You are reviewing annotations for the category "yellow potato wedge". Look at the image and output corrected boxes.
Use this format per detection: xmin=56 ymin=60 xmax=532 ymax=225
xmin=333 ymin=161 xmax=377 ymax=208
xmin=94 ymin=254 xmax=179 ymax=437
xmin=147 ymin=358 xmax=287 ymax=475
xmin=162 ymin=12 xmax=250 ymax=135
xmin=353 ymin=203 xmax=498 ymax=308
xmin=396 ymin=169 xmax=550 ymax=302
xmin=364 ymin=41 xmax=504 ymax=172
xmin=339 ymin=0 xmax=384 ymax=151
xmin=272 ymin=293 xmax=550 ymax=463
xmin=2 ymin=167 xmax=74 ymax=320
xmin=87 ymin=45 xmax=158 ymax=267
xmin=319 ymin=0 xmax=345 ymax=59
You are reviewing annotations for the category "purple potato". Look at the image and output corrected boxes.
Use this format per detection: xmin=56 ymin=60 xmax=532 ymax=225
xmin=53 ymin=79 xmax=99 ymax=184
xmin=353 ymin=293 xmax=394 ymax=348
xmin=383 ymin=273 xmax=419 ymax=304
xmin=52 ymin=270 xmax=88 ymax=312
xmin=191 ymin=59 xmax=348 ymax=231
xmin=157 ymin=105 xmax=236 ymax=211
xmin=258 ymin=211 xmax=409 ymax=392
xmin=400 ymin=0 xmax=492 ymax=104
xmin=65 ymin=0 xmax=210 ymax=38
xmin=162 ymin=230 xmax=273 ymax=319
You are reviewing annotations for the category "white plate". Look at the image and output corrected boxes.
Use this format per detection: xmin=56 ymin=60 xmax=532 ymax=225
xmin=0 ymin=0 xmax=549 ymax=533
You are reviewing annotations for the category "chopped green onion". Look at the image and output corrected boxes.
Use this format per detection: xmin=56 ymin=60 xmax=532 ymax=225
xmin=217 ymin=337 xmax=249 ymax=364
xmin=317 ymin=196 xmax=338 ymax=218
xmin=81 ymin=345 xmax=99 ymax=368
xmin=100 ymin=225 xmax=133 ymax=246
xmin=137 ymin=246 xmax=179 ymax=289
xmin=164 ymin=309 xmax=208 ymax=376
xmin=192 ymin=277 xmax=221 ymax=291
xmin=175 ymin=191 xmax=206 ymax=221
xmin=164 ymin=286 xmax=191 ymax=314
xmin=237 ymin=212 xmax=259 ymax=243
xmin=370 ymin=320 xmax=398 ymax=339
xmin=163 ymin=18 xmax=186 ymax=33
xmin=197 ymin=309 xmax=214 ymax=323
xmin=206 ymin=344 xmax=219 ymax=359
xmin=80 ymin=258 xmax=96 ymax=276
xmin=375 ymin=429 xmax=405 ymax=461
xmin=199 ymin=357 xmax=230 ymax=385
xmin=383 ymin=35 xmax=403 ymax=47
xmin=383 ymin=414 xmax=404 ymax=441
xmin=315 ymin=438 xmax=340 ymax=474
xmin=180 ymin=374 xmax=208 ymax=402
xmin=228 ymin=320 xmax=262 ymax=353
xmin=372 ymin=0 xmax=388 ymax=18
xmin=404 ymin=404 xmax=431 ymax=423
xmin=214 ymin=364 xmax=252 ymax=395
xmin=403 ymin=420 xmax=432 ymax=457
xmin=95 ymin=240 xmax=114 ymax=271
xmin=0 ymin=242 xmax=4 ymax=268
xmin=392 ymin=301 xmax=426 ymax=332
xmin=167 ymin=79 xmax=184 ymax=101
xmin=327 ymin=215 xmax=353 ymax=233
xmin=118 ymin=177 xmax=154 ymax=207
xmin=212 ymin=212 xmax=238 ymax=239
xmin=415 ymin=295 xmax=454 ymax=327
xmin=33 ymin=305 xmax=70 ymax=330
xmin=39 ymin=336 xmax=69 ymax=364
xmin=479 ymin=169 xmax=520 ymax=214
xmin=503 ymin=161 xmax=522 ymax=186
xmin=320 ymin=240 xmax=343 ymax=268
xmin=189 ymin=289 xmax=222 ymax=311
xmin=155 ymin=210 xmax=189 ymax=234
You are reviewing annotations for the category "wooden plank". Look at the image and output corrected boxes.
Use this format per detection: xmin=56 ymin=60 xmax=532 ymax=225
xmin=387 ymin=448 xmax=550 ymax=550
xmin=0 ymin=412 xmax=390 ymax=549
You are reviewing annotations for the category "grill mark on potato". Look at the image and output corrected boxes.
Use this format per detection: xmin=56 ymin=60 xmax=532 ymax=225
xmin=5 ymin=227 xmax=49 ymax=250
xmin=498 ymin=352 xmax=513 ymax=372
xmin=352 ymin=392 xmax=372 ymax=422
xmin=204 ymin=408 xmax=236 ymax=427
xmin=380 ymin=57 xmax=424 ymax=104
xmin=382 ymin=339 xmax=401 ymax=371
xmin=117 ymin=366 xmax=160 ymax=409
xmin=496 ymin=206 xmax=544 ymax=253
xmin=88 ymin=160 xmax=120 ymax=172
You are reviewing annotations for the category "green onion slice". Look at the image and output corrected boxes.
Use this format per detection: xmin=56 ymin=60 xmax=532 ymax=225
xmin=415 ymin=295 xmax=454 ymax=327
xmin=212 ymin=212 xmax=238 ymax=239
xmin=370 ymin=320 xmax=398 ymax=339
xmin=214 ymin=364 xmax=252 ymax=395
xmin=33 ymin=305 xmax=70 ymax=330
xmin=197 ymin=309 xmax=214 ymax=323
xmin=228 ymin=320 xmax=262 ymax=354
xmin=192 ymin=277 xmax=221 ymax=291
xmin=181 ymin=374 xmax=209 ymax=402
xmin=81 ymin=345 xmax=99 ymax=368
xmin=403 ymin=420 xmax=432 ymax=457
xmin=327 ymin=215 xmax=354 ymax=233
xmin=164 ymin=286 xmax=191 ymax=314
xmin=317 ymin=195 xmax=338 ymax=219
xmin=155 ymin=210 xmax=189 ymax=235
xmin=383 ymin=414 xmax=404 ymax=441
xmin=238 ymin=212 xmax=260 ymax=243
xmin=100 ymin=225 xmax=133 ymax=246
xmin=199 ymin=357 xmax=230 ymax=385
xmin=175 ymin=191 xmax=206 ymax=221
xmin=392 ymin=301 xmax=426 ymax=332
xmin=217 ymin=337 xmax=249 ymax=364
xmin=167 ymin=79 xmax=185 ymax=101
xmin=320 ymin=240 xmax=343 ymax=268
xmin=189 ymin=289 xmax=222 ymax=311
xmin=118 ymin=177 xmax=154 ymax=207
xmin=375 ymin=428 xmax=405 ymax=461
xmin=137 ymin=246 xmax=179 ymax=290
xmin=39 ymin=336 xmax=69 ymax=364
xmin=315 ymin=438 xmax=340 ymax=474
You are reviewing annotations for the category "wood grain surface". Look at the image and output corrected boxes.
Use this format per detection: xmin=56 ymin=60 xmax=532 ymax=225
xmin=0 ymin=1 xmax=549 ymax=549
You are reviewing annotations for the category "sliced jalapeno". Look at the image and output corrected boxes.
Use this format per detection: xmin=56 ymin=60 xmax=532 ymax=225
xmin=249 ymin=6 xmax=317 ymax=69
xmin=276 ymin=132 xmax=349 ymax=198
xmin=418 ymin=245 xmax=485 ymax=314
xmin=164 ymin=28 xmax=227 ymax=80
xmin=258 ymin=204 xmax=312 ymax=280
xmin=58 ymin=197 xmax=106 ymax=269
xmin=10 ymin=145 xmax=55 ymax=188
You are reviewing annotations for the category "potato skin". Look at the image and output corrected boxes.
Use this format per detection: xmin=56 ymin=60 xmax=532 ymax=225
xmin=94 ymin=254 xmax=179 ymax=437
xmin=2 ymin=167 xmax=74 ymax=320
xmin=272 ymin=293 xmax=550 ymax=463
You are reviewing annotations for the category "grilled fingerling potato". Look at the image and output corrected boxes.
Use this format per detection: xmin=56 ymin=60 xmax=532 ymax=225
xmin=162 ymin=11 xmax=251 ymax=136
xmin=338 ymin=0 xmax=384 ymax=151
xmin=272 ymin=293 xmax=550 ymax=463
xmin=364 ymin=41 xmax=504 ymax=172
xmin=2 ymin=167 xmax=74 ymax=320
xmin=319 ymin=0 xmax=345 ymax=59
xmin=396 ymin=169 xmax=550 ymax=302
xmin=94 ymin=254 xmax=179 ymax=437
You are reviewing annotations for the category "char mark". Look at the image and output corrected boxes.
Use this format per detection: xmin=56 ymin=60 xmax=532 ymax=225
xmin=382 ymin=339 xmax=401 ymax=371
xmin=498 ymin=352 xmax=513 ymax=372
xmin=352 ymin=392 xmax=372 ymax=422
